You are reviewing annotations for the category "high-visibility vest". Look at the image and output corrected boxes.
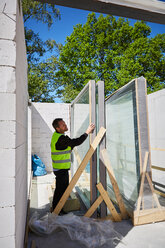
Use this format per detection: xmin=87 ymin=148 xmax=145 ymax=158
xmin=51 ymin=132 xmax=71 ymax=169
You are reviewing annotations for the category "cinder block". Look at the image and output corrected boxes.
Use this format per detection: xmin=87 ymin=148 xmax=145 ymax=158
xmin=0 ymin=177 xmax=15 ymax=207
xmin=31 ymin=103 xmax=71 ymax=171
xmin=0 ymin=0 xmax=17 ymax=14
xmin=0 ymin=121 xmax=16 ymax=148
xmin=0 ymin=40 xmax=16 ymax=66
xmin=0 ymin=13 xmax=16 ymax=40
xmin=0 ymin=236 xmax=15 ymax=248
xmin=0 ymin=206 xmax=15 ymax=237
xmin=16 ymin=98 xmax=28 ymax=128
xmin=15 ymin=143 xmax=27 ymax=174
xmin=0 ymin=148 xmax=15 ymax=177
xmin=16 ymin=123 xmax=26 ymax=148
xmin=15 ymin=214 xmax=26 ymax=248
xmin=0 ymin=93 xmax=16 ymax=120
xmin=0 ymin=67 xmax=16 ymax=93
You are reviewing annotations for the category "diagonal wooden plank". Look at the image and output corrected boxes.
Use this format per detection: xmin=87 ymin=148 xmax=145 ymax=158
xmin=73 ymin=147 xmax=89 ymax=182
xmin=101 ymin=149 xmax=128 ymax=219
xmin=146 ymin=172 xmax=162 ymax=210
xmin=96 ymin=183 xmax=121 ymax=222
xmin=54 ymin=127 xmax=106 ymax=215
xmin=31 ymin=240 xmax=36 ymax=248
xmin=136 ymin=151 xmax=149 ymax=212
xmin=84 ymin=195 xmax=103 ymax=218
xmin=134 ymin=208 xmax=165 ymax=226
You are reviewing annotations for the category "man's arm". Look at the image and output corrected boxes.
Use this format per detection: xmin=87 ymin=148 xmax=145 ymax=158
xmin=56 ymin=123 xmax=95 ymax=150
xmin=56 ymin=133 xmax=88 ymax=150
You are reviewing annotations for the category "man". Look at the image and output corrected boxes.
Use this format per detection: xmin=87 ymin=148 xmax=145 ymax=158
xmin=51 ymin=118 xmax=95 ymax=211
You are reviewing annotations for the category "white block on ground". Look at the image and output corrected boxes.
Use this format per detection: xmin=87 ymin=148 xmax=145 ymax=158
xmin=0 ymin=67 xmax=16 ymax=93
xmin=0 ymin=40 xmax=16 ymax=66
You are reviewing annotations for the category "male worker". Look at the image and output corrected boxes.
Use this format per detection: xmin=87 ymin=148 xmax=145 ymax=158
xmin=51 ymin=118 xmax=95 ymax=212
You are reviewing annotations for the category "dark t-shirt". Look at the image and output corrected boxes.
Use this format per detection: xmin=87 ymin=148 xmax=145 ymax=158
xmin=55 ymin=133 xmax=88 ymax=150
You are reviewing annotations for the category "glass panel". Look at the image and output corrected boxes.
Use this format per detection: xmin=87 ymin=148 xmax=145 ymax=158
xmin=71 ymin=86 xmax=90 ymax=208
xmin=105 ymin=81 xmax=140 ymax=211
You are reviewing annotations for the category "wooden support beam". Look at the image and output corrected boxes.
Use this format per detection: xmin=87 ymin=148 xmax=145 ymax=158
xmin=151 ymin=165 xmax=165 ymax=172
xmin=31 ymin=240 xmax=36 ymax=248
xmin=73 ymin=147 xmax=89 ymax=182
xmin=96 ymin=183 xmax=121 ymax=222
xmin=53 ymin=127 xmax=106 ymax=215
xmin=151 ymin=148 xmax=165 ymax=151
xmin=136 ymin=151 xmax=149 ymax=213
xmin=84 ymin=195 xmax=103 ymax=218
xmin=154 ymin=189 xmax=165 ymax=198
xmin=146 ymin=172 xmax=161 ymax=209
xmin=134 ymin=208 xmax=165 ymax=226
xmin=101 ymin=149 xmax=128 ymax=219
xmin=133 ymin=151 xmax=165 ymax=226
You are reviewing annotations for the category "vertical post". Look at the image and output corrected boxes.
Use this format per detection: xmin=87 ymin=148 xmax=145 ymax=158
xmin=98 ymin=81 xmax=107 ymax=218
xmin=70 ymin=104 xmax=74 ymax=178
xmin=89 ymin=80 xmax=97 ymax=217
xmin=135 ymin=77 xmax=152 ymax=175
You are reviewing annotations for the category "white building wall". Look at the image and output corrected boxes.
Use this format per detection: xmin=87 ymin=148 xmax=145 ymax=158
xmin=31 ymin=103 xmax=70 ymax=172
xmin=15 ymin=2 xmax=28 ymax=247
xmin=0 ymin=1 xmax=28 ymax=247
xmin=28 ymin=105 xmax=32 ymax=193
xmin=148 ymin=89 xmax=165 ymax=188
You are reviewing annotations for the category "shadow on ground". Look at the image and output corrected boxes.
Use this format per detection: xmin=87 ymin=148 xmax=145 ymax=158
xmin=27 ymin=204 xmax=133 ymax=248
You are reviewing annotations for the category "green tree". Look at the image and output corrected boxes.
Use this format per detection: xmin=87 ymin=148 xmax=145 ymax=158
xmin=22 ymin=0 xmax=61 ymax=102
xmin=57 ymin=13 xmax=165 ymax=102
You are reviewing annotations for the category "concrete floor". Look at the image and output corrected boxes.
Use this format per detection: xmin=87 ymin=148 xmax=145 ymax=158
xmin=27 ymin=174 xmax=165 ymax=248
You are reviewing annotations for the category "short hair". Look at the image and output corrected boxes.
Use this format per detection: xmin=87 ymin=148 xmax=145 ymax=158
xmin=52 ymin=118 xmax=63 ymax=130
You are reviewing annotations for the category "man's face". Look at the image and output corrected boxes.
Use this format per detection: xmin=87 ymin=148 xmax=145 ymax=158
xmin=56 ymin=120 xmax=68 ymax=133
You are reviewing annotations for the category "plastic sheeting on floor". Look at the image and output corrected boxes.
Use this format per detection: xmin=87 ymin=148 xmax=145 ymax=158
xmin=29 ymin=212 xmax=123 ymax=248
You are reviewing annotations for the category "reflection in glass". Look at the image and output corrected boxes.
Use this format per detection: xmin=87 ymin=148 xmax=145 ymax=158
xmin=71 ymin=87 xmax=90 ymax=208
xmin=105 ymin=82 xmax=140 ymax=211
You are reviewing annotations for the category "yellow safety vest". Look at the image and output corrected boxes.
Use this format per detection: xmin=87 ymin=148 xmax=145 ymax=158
xmin=51 ymin=132 xmax=71 ymax=169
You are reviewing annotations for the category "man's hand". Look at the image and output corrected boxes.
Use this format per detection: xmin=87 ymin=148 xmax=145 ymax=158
xmin=85 ymin=123 xmax=95 ymax=134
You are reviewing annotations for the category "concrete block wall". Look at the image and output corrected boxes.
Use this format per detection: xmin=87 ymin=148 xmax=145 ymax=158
xmin=31 ymin=103 xmax=70 ymax=172
xmin=0 ymin=1 xmax=28 ymax=248
xmin=15 ymin=2 xmax=28 ymax=247
xmin=148 ymin=89 xmax=165 ymax=188
xmin=28 ymin=105 xmax=32 ymax=192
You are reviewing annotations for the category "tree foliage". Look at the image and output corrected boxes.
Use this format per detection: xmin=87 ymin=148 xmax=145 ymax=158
xmin=28 ymin=56 xmax=59 ymax=102
xmin=22 ymin=0 xmax=61 ymax=102
xmin=57 ymin=13 xmax=165 ymax=102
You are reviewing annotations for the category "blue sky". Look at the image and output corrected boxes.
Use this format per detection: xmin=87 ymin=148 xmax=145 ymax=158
xmin=26 ymin=5 xmax=165 ymax=102
xmin=26 ymin=5 xmax=165 ymax=47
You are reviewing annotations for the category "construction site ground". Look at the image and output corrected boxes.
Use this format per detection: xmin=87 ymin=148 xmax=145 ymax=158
xmin=27 ymin=173 xmax=165 ymax=248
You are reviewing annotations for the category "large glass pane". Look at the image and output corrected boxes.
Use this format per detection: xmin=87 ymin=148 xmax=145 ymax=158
xmin=105 ymin=81 xmax=140 ymax=212
xmin=71 ymin=85 xmax=90 ymax=208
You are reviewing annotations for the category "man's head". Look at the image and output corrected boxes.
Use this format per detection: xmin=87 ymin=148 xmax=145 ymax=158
xmin=52 ymin=118 xmax=68 ymax=134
